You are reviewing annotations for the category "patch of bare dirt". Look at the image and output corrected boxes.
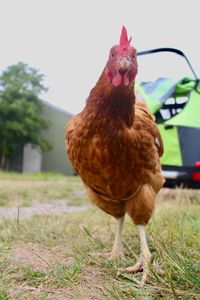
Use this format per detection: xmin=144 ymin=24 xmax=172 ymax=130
xmin=8 ymin=283 xmax=102 ymax=300
xmin=8 ymin=284 xmax=75 ymax=300
xmin=10 ymin=242 xmax=73 ymax=272
xmin=8 ymin=243 xmax=107 ymax=300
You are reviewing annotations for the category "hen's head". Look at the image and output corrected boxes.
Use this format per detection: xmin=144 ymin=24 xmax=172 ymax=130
xmin=105 ymin=26 xmax=138 ymax=87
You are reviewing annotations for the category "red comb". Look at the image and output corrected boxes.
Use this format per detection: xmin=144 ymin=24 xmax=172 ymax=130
xmin=119 ymin=26 xmax=132 ymax=50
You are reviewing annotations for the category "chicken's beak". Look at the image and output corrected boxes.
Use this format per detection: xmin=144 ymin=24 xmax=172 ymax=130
xmin=118 ymin=57 xmax=130 ymax=74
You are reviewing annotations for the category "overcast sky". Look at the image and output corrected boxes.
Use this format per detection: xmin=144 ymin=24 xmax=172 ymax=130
xmin=0 ymin=0 xmax=199 ymax=114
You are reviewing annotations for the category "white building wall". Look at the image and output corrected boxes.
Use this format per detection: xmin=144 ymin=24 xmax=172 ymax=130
xmin=22 ymin=143 xmax=42 ymax=173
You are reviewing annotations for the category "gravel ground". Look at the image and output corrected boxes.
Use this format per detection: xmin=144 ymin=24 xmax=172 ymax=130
xmin=0 ymin=198 xmax=91 ymax=219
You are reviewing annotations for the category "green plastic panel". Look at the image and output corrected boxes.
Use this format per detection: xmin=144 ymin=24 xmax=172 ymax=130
xmin=158 ymin=124 xmax=182 ymax=166
xmin=165 ymin=89 xmax=200 ymax=128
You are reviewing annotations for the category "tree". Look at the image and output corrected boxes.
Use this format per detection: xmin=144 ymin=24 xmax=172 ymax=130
xmin=0 ymin=62 xmax=51 ymax=170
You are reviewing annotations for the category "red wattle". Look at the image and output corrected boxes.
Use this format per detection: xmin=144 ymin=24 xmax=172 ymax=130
xmin=123 ymin=72 xmax=130 ymax=86
xmin=112 ymin=71 xmax=122 ymax=86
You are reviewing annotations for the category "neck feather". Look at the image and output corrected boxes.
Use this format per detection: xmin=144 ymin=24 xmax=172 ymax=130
xmin=86 ymin=72 xmax=135 ymax=128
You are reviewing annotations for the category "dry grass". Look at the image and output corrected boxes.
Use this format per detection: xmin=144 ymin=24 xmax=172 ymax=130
xmin=0 ymin=172 xmax=87 ymax=207
xmin=0 ymin=173 xmax=200 ymax=299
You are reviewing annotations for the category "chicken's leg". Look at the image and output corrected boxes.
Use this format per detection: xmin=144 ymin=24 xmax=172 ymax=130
xmin=122 ymin=225 xmax=151 ymax=285
xmin=91 ymin=216 xmax=124 ymax=259
xmin=109 ymin=216 xmax=125 ymax=259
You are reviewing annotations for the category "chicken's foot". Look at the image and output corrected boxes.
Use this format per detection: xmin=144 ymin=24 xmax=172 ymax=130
xmin=121 ymin=225 xmax=151 ymax=286
xmin=90 ymin=216 xmax=124 ymax=260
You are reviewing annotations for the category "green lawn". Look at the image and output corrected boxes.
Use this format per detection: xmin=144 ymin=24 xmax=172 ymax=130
xmin=0 ymin=173 xmax=200 ymax=299
xmin=0 ymin=172 xmax=87 ymax=207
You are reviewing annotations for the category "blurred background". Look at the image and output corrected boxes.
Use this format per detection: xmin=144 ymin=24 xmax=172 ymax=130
xmin=0 ymin=0 xmax=199 ymax=175
xmin=1 ymin=0 xmax=199 ymax=112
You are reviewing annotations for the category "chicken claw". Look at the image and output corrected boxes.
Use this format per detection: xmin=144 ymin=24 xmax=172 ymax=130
xmin=90 ymin=249 xmax=124 ymax=260
xmin=121 ymin=251 xmax=152 ymax=286
xmin=121 ymin=225 xmax=152 ymax=286
xmin=103 ymin=250 xmax=124 ymax=260
xmin=91 ymin=217 xmax=125 ymax=260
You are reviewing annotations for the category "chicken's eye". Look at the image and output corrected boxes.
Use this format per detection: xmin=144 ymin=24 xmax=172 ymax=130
xmin=110 ymin=53 xmax=115 ymax=58
xmin=132 ymin=55 xmax=135 ymax=59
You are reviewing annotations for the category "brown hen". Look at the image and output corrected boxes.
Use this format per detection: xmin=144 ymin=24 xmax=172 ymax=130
xmin=66 ymin=26 xmax=165 ymax=285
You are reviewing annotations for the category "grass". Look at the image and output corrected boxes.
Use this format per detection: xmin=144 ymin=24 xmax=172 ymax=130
xmin=0 ymin=171 xmax=72 ymax=181
xmin=0 ymin=172 xmax=87 ymax=207
xmin=0 ymin=173 xmax=200 ymax=299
